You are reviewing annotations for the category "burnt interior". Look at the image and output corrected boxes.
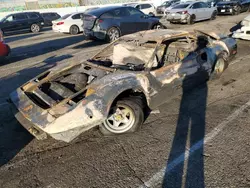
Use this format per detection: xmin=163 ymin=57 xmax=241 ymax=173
xmin=25 ymin=64 xmax=108 ymax=109
xmin=90 ymin=37 xmax=198 ymax=71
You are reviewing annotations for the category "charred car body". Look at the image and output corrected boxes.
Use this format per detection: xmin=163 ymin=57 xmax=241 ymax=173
xmin=10 ymin=29 xmax=237 ymax=142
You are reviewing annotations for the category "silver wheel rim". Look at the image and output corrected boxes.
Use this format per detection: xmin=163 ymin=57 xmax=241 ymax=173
xmin=31 ymin=24 xmax=39 ymax=32
xmin=154 ymin=25 xmax=161 ymax=30
xmin=215 ymin=58 xmax=225 ymax=74
xmin=103 ymin=104 xmax=135 ymax=133
xmin=71 ymin=26 xmax=78 ymax=34
xmin=108 ymin=28 xmax=119 ymax=41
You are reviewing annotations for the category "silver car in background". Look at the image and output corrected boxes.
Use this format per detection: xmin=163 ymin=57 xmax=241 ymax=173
xmin=165 ymin=1 xmax=217 ymax=24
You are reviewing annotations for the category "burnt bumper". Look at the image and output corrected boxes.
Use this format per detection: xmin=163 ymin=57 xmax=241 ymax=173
xmin=10 ymin=100 xmax=47 ymax=140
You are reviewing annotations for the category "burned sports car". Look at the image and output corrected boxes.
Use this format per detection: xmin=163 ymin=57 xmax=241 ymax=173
xmin=10 ymin=29 xmax=237 ymax=142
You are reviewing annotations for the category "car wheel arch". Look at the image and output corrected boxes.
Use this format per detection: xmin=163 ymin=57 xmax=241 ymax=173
xmin=104 ymin=88 xmax=150 ymax=117
xmin=69 ymin=25 xmax=79 ymax=33
xmin=107 ymin=26 xmax=122 ymax=35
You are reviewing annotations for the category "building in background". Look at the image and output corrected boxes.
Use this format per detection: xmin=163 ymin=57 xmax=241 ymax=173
xmin=0 ymin=0 xmax=147 ymax=12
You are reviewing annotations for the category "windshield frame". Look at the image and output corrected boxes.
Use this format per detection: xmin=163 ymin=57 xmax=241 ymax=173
xmin=60 ymin=14 xmax=71 ymax=20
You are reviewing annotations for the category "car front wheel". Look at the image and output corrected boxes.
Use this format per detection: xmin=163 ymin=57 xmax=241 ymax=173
xmin=30 ymin=24 xmax=40 ymax=33
xmin=210 ymin=53 xmax=228 ymax=79
xmin=100 ymin=98 xmax=144 ymax=136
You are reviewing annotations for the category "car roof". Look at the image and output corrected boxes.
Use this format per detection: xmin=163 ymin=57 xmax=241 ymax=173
xmin=121 ymin=29 xmax=192 ymax=43
xmin=85 ymin=6 xmax=123 ymax=17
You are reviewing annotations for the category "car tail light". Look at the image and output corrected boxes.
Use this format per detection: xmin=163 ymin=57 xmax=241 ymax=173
xmin=177 ymin=11 xmax=188 ymax=14
xmin=56 ymin=21 xmax=64 ymax=25
xmin=97 ymin=19 xmax=103 ymax=23
xmin=0 ymin=29 xmax=3 ymax=42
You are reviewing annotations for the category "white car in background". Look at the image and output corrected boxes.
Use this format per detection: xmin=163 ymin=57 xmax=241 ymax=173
xmin=124 ymin=3 xmax=156 ymax=16
xmin=233 ymin=14 xmax=250 ymax=40
xmin=52 ymin=12 xmax=84 ymax=35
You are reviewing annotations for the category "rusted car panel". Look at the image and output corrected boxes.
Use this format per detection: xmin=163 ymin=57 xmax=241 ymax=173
xmin=10 ymin=29 xmax=237 ymax=142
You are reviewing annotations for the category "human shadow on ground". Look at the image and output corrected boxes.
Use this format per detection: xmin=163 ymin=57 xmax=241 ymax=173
xmin=162 ymin=36 xmax=210 ymax=188
xmin=230 ymin=21 xmax=242 ymax=33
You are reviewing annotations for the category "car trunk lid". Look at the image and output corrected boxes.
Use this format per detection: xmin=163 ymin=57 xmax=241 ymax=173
xmin=83 ymin=14 xmax=97 ymax=30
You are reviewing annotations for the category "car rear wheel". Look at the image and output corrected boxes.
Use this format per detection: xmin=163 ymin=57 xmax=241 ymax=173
xmin=187 ymin=14 xmax=195 ymax=25
xmin=210 ymin=11 xmax=217 ymax=20
xmin=100 ymin=98 xmax=144 ymax=136
xmin=70 ymin=25 xmax=79 ymax=35
xmin=30 ymin=24 xmax=40 ymax=33
xmin=106 ymin=27 xmax=120 ymax=42
xmin=233 ymin=6 xmax=241 ymax=15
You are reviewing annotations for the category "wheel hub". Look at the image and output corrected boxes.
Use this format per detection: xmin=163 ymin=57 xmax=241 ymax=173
xmin=103 ymin=104 xmax=135 ymax=133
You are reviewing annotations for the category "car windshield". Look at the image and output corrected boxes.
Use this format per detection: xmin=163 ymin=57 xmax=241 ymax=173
xmin=162 ymin=1 xmax=172 ymax=6
xmin=172 ymin=4 xmax=190 ymax=9
xmin=60 ymin=14 xmax=71 ymax=20
xmin=88 ymin=39 xmax=158 ymax=70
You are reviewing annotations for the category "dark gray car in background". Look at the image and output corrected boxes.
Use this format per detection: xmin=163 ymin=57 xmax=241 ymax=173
xmin=83 ymin=6 xmax=162 ymax=42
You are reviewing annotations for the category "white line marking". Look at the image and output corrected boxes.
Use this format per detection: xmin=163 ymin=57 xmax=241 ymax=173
xmin=139 ymin=99 xmax=250 ymax=188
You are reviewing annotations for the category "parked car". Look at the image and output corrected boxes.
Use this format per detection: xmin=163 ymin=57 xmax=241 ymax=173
xmin=0 ymin=29 xmax=10 ymax=61
xmin=52 ymin=12 xmax=84 ymax=35
xmin=0 ymin=12 xmax=44 ymax=33
xmin=216 ymin=0 xmax=250 ymax=15
xmin=157 ymin=0 xmax=181 ymax=14
xmin=124 ymin=3 xmax=156 ymax=16
xmin=205 ymin=0 xmax=221 ymax=7
xmin=165 ymin=1 xmax=217 ymax=24
xmin=83 ymin=6 xmax=162 ymax=42
xmin=164 ymin=2 xmax=181 ymax=15
xmin=233 ymin=14 xmax=250 ymax=40
xmin=41 ymin=12 xmax=61 ymax=26
xmin=9 ymin=29 xmax=237 ymax=142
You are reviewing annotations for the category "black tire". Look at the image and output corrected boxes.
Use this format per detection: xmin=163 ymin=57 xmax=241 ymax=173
xmin=187 ymin=14 xmax=195 ymax=25
xmin=70 ymin=25 xmax=79 ymax=35
xmin=210 ymin=11 xmax=217 ymax=20
xmin=210 ymin=53 xmax=228 ymax=80
xmin=30 ymin=24 xmax=40 ymax=33
xmin=99 ymin=98 xmax=144 ymax=136
xmin=153 ymin=23 xmax=165 ymax=29
xmin=106 ymin=27 xmax=120 ymax=42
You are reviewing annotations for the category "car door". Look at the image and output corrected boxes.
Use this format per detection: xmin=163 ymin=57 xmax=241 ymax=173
xmin=200 ymin=2 xmax=213 ymax=19
xmin=1 ymin=15 xmax=16 ymax=32
xmin=71 ymin=13 xmax=83 ymax=31
xmin=149 ymin=40 xmax=210 ymax=108
xmin=14 ymin=13 xmax=29 ymax=30
xmin=190 ymin=2 xmax=204 ymax=20
xmin=108 ymin=7 xmax=136 ymax=35
xmin=127 ymin=7 xmax=151 ymax=32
